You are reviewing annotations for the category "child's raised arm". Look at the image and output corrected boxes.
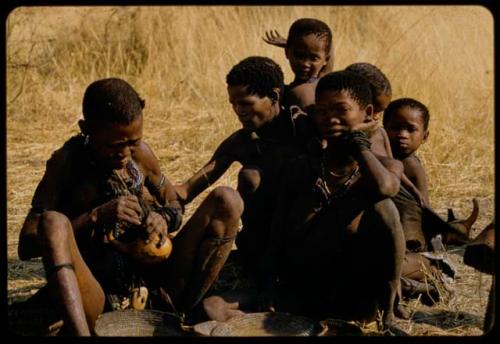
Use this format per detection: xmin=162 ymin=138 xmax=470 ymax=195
xmin=262 ymin=30 xmax=287 ymax=48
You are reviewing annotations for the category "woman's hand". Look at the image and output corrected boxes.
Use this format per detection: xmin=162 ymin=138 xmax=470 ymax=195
xmin=97 ymin=195 xmax=142 ymax=226
xmin=143 ymin=211 xmax=169 ymax=245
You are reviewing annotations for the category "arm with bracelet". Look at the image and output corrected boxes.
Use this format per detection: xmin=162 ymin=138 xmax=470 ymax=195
xmin=343 ymin=130 xmax=403 ymax=202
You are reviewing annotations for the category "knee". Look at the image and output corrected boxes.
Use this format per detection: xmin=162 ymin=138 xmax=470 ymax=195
xmin=38 ymin=211 xmax=73 ymax=242
xmin=210 ymin=186 xmax=244 ymax=219
xmin=237 ymin=168 xmax=262 ymax=196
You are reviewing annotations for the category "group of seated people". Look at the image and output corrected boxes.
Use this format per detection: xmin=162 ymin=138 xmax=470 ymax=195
xmin=16 ymin=18 xmax=462 ymax=336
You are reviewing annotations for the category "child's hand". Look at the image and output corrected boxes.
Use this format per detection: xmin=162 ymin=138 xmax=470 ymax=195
xmin=409 ymin=185 xmax=427 ymax=207
xmin=97 ymin=195 xmax=142 ymax=226
xmin=143 ymin=211 xmax=169 ymax=245
xmin=262 ymin=30 xmax=287 ymax=48
xmin=351 ymin=117 xmax=378 ymax=134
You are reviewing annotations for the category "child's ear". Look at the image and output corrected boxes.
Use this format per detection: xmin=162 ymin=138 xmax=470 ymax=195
xmin=364 ymin=104 xmax=374 ymax=121
xmin=271 ymin=87 xmax=281 ymax=104
xmin=423 ymin=130 xmax=430 ymax=142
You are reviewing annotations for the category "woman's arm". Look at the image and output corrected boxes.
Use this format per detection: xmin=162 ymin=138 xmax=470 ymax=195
xmin=175 ymin=133 xmax=239 ymax=205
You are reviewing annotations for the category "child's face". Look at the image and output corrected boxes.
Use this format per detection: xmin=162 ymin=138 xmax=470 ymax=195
xmin=87 ymin=115 xmax=144 ymax=170
xmin=314 ymin=89 xmax=368 ymax=139
xmin=227 ymin=85 xmax=278 ymax=131
xmin=373 ymin=93 xmax=391 ymax=120
xmin=286 ymin=34 xmax=329 ymax=82
xmin=384 ymin=106 xmax=428 ymax=158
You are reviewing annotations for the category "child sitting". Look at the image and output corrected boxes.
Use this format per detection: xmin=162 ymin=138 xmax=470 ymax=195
xmin=383 ymin=98 xmax=455 ymax=305
xmin=202 ymin=70 xmax=406 ymax=330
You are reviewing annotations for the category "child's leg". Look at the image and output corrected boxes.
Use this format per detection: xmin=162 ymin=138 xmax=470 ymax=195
xmin=38 ymin=211 xmax=105 ymax=335
xmin=159 ymin=186 xmax=244 ymax=313
xmin=361 ymin=198 xmax=406 ymax=327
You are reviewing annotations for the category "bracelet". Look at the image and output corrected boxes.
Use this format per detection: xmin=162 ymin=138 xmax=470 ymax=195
xmin=342 ymin=130 xmax=371 ymax=155
xmin=156 ymin=205 xmax=183 ymax=232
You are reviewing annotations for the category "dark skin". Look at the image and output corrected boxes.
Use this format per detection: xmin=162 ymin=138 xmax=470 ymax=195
xmin=18 ymin=114 xmax=243 ymax=335
xmin=384 ymin=105 xmax=430 ymax=206
xmin=174 ymin=85 xmax=282 ymax=205
xmin=369 ymin=92 xmax=426 ymax=207
xmin=263 ymin=31 xmax=331 ymax=113
xmin=203 ymin=90 xmax=406 ymax=329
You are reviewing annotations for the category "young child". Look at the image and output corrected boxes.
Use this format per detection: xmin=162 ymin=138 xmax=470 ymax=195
xmin=16 ymin=78 xmax=243 ymax=335
xmin=346 ymin=64 xmax=429 ymax=209
xmin=202 ymin=71 xmax=407 ymax=330
xmin=382 ymin=97 xmax=445 ymax=303
xmin=175 ymin=56 xmax=317 ymax=291
xmin=263 ymin=18 xmax=333 ymax=113
xmin=383 ymin=98 xmax=430 ymax=207
xmin=345 ymin=62 xmax=393 ymax=157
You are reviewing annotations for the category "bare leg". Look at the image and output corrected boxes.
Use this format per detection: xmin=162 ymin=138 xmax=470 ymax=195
xmin=163 ymin=186 xmax=244 ymax=312
xmin=38 ymin=211 xmax=105 ymax=336
xmin=371 ymin=199 xmax=406 ymax=327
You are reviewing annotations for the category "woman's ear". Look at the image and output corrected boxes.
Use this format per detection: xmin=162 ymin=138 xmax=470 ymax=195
xmin=78 ymin=119 xmax=88 ymax=135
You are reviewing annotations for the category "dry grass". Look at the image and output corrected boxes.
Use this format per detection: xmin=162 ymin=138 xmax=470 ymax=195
xmin=6 ymin=6 xmax=494 ymax=336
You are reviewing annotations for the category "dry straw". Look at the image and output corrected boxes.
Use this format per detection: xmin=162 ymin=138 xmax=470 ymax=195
xmin=7 ymin=6 xmax=494 ymax=336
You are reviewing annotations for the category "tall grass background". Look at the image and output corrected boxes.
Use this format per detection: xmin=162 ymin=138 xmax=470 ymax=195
xmin=6 ymin=6 xmax=494 ymax=335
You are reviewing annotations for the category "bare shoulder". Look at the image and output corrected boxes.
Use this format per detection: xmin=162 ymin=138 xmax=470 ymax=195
xmin=287 ymin=82 xmax=316 ymax=109
xmin=45 ymin=137 xmax=82 ymax=172
xmin=212 ymin=129 xmax=247 ymax=158
xmin=402 ymin=154 xmax=424 ymax=171
xmin=132 ymin=141 xmax=161 ymax=175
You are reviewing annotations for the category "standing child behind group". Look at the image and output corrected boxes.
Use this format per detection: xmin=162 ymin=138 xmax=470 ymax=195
xmin=263 ymin=18 xmax=333 ymax=113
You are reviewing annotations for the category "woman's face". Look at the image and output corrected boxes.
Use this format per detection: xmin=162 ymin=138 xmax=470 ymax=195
xmin=227 ymin=84 xmax=279 ymax=131
xmin=87 ymin=116 xmax=143 ymax=170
